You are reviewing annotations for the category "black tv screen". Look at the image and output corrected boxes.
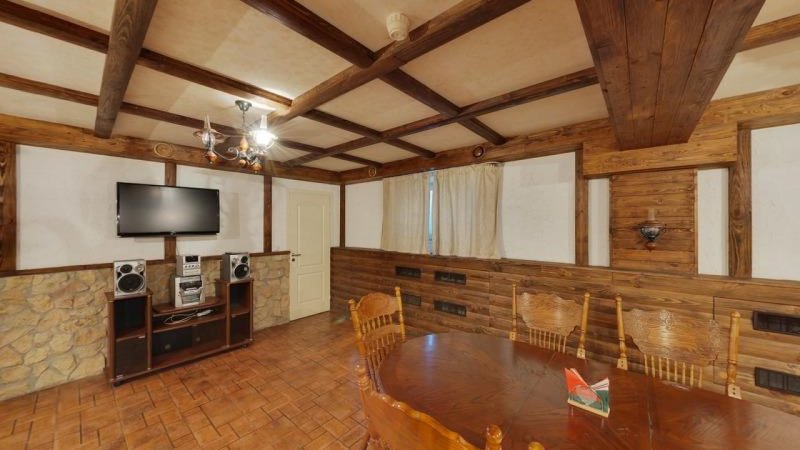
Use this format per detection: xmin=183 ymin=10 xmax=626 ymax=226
xmin=117 ymin=183 xmax=220 ymax=236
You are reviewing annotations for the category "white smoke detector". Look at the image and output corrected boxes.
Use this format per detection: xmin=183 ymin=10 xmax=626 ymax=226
xmin=386 ymin=12 xmax=410 ymax=41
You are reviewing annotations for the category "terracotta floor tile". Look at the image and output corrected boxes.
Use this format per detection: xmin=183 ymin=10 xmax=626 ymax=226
xmin=0 ymin=313 xmax=393 ymax=449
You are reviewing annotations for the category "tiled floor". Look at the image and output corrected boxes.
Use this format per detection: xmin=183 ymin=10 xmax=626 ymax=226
xmin=0 ymin=312 xmax=372 ymax=450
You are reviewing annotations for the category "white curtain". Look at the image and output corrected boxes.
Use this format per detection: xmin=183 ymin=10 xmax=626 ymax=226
xmin=381 ymin=172 xmax=429 ymax=254
xmin=436 ymin=164 xmax=502 ymax=259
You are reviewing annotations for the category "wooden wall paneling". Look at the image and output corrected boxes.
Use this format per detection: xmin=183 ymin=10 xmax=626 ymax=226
xmin=575 ymin=149 xmax=588 ymax=265
xmin=0 ymin=141 xmax=15 ymax=271
xmin=94 ymin=0 xmax=158 ymax=137
xmin=729 ymin=128 xmax=752 ymax=277
xmin=164 ymin=162 xmax=177 ymax=262
xmin=583 ymin=123 xmax=738 ymax=177
xmin=264 ymin=174 xmax=272 ymax=252
xmin=331 ymin=247 xmax=800 ymax=414
xmin=610 ymin=169 xmax=698 ymax=273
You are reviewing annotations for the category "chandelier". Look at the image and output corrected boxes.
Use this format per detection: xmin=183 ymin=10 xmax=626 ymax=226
xmin=194 ymin=100 xmax=276 ymax=172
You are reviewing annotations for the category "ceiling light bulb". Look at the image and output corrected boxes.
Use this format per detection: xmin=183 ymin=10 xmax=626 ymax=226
xmin=251 ymin=114 xmax=276 ymax=147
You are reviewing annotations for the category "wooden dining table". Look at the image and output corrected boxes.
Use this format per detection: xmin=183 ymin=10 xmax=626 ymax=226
xmin=379 ymin=332 xmax=800 ymax=450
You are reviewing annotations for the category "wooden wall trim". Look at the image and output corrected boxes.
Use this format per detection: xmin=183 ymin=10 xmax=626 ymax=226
xmin=0 ymin=141 xmax=15 ymax=272
xmin=729 ymin=128 xmax=753 ymax=277
xmin=264 ymin=174 xmax=272 ymax=253
xmin=575 ymin=149 xmax=588 ymax=265
xmin=0 ymin=251 xmax=290 ymax=278
xmin=163 ymin=162 xmax=177 ymax=262
xmin=340 ymin=184 xmax=346 ymax=247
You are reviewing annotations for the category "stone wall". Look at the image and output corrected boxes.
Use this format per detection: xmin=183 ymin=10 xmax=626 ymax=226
xmin=0 ymin=253 xmax=290 ymax=401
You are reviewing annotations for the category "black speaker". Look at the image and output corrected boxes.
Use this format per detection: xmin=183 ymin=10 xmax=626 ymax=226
xmin=221 ymin=253 xmax=250 ymax=281
xmin=114 ymin=259 xmax=147 ymax=297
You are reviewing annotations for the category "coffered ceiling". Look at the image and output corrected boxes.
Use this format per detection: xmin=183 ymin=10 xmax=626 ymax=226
xmin=0 ymin=0 xmax=799 ymax=175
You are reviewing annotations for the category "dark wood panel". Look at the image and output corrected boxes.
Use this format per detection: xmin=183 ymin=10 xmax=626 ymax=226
xmin=729 ymin=129 xmax=752 ymax=277
xmin=0 ymin=141 xmax=15 ymax=271
xmin=94 ymin=0 xmax=158 ymax=137
xmin=575 ymin=149 xmax=588 ymax=265
xmin=576 ymin=0 xmax=763 ymax=149
xmin=164 ymin=162 xmax=177 ymax=262
xmin=264 ymin=174 xmax=272 ymax=253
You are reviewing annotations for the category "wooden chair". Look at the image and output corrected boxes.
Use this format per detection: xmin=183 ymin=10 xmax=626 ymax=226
xmin=614 ymin=294 xmax=742 ymax=398
xmin=510 ymin=284 xmax=590 ymax=359
xmin=349 ymin=287 xmax=406 ymax=390
xmin=356 ymin=365 xmax=545 ymax=450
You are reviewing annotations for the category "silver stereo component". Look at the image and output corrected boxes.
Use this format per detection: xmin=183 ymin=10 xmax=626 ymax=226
xmin=221 ymin=252 xmax=250 ymax=281
xmin=171 ymin=275 xmax=205 ymax=308
xmin=176 ymin=254 xmax=201 ymax=277
xmin=114 ymin=259 xmax=147 ymax=298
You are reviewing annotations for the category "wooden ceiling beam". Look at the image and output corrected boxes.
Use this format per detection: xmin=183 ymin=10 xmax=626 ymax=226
xmin=278 ymin=139 xmax=382 ymax=167
xmin=575 ymin=0 xmax=765 ymax=149
xmin=0 ymin=72 xmax=384 ymax=167
xmin=268 ymin=0 xmax=530 ymax=126
xmin=740 ymin=13 xmax=800 ymax=51
xmin=0 ymin=113 xmax=340 ymax=183
xmin=240 ymin=0 xmax=374 ymax=67
xmin=243 ymin=1 xmax=507 ymax=148
xmin=94 ymin=0 xmax=158 ymax=138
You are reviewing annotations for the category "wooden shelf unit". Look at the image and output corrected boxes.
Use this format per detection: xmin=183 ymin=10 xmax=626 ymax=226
xmin=105 ymin=278 xmax=254 ymax=384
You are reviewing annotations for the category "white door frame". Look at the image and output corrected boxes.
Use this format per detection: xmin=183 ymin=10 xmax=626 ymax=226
xmin=287 ymin=188 xmax=331 ymax=320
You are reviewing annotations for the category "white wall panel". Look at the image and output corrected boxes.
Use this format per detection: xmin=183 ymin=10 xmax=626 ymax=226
xmin=345 ymin=181 xmax=382 ymax=249
xmin=272 ymin=178 xmax=339 ymax=252
xmin=17 ymin=146 xmax=164 ymax=269
xmin=697 ymin=169 xmax=729 ymax=275
xmin=500 ymin=153 xmax=575 ymax=262
xmin=176 ymin=166 xmax=263 ymax=256
xmin=752 ymin=124 xmax=800 ymax=281
xmin=588 ymin=178 xmax=610 ymax=267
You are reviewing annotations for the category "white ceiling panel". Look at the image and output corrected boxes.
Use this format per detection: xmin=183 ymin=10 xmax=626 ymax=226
xmin=18 ymin=0 xmax=113 ymax=32
xmin=401 ymin=0 xmax=593 ymax=106
xmin=400 ymin=123 xmax=485 ymax=152
xmin=347 ymin=143 xmax=416 ymax=163
xmin=714 ymin=37 xmax=800 ymax=100
xmin=125 ymin=65 xmax=281 ymax=131
xmin=304 ymin=158 xmax=363 ymax=172
xmin=316 ymin=79 xmax=438 ymax=131
xmin=144 ymin=0 xmax=351 ymax=99
xmin=753 ymin=0 xmax=800 ymax=25
xmin=113 ymin=113 xmax=200 ymax=148
xmin=0 ymin=87 xmax=95 ymax=129
xmin=0 ymin=23 xmax=105 ymax=94
xmin=264 ymin=143 xmax=307 ymax=163
xmin=477 ymin=85 xmax=608 ymax=138
xmin=273 ymin=116 xmax=362 ymax=148
xmin=297 ymin=0 xmax=460 ymax=51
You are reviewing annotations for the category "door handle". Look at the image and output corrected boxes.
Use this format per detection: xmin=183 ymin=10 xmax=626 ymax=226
xmin=291 ymin=253 xmax=302 ymax=257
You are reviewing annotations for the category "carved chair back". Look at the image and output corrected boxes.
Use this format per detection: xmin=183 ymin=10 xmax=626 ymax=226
xmin=615 ymin=295 xmax=741 ymax=397
xmin=349 ymin=287 xmax=405 ymax=389
xmin=356 ymin=365 xmax=544 ymax=450
xmin=511 ymin=284 xmax=590 ymax=359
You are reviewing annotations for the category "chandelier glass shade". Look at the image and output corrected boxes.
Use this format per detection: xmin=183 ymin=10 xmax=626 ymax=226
xmin=194 ymin=100 xmax=276 ymax=171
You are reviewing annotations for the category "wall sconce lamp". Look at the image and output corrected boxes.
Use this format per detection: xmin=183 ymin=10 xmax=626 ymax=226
xmin=639 ymin=208 xmax=667 ymax=251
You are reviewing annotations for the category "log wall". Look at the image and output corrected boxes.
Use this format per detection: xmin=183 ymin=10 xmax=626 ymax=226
xmin=332 ymin=247 xmax=800 ymax=415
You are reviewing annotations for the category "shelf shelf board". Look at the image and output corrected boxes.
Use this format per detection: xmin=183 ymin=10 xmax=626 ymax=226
xmin=151 ymin=344 xmax=227 ymax=371
xmin=115 ymin=327 xmax=146 ymax=342
xmin=230 ymin=305 xmax=251 ymax=318
xmin=152 ymin=297 xmax=224 ymax=317
xmin=152 ymin=312 xmax=226 ymax=334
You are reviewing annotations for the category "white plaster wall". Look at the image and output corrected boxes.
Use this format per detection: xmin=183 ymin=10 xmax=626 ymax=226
xmin=752 ymin=124 xmax=800 ymax=281
xmin=588 ymin=178 xmax=610 ymax=267
xmin=697 ymin=169 xmax=729 ymax=276
xmin=17 ymin=146 xmax=165 ymax=269
xmin=272 ymin=178 xmax=339 ymax=251
xmin=176 ymin=166 xmax=263 ymax=256
xmin=500 ymin=153 xmax=575 ymax=262
xmin=345 ymin=181 xmax=382 ymax=249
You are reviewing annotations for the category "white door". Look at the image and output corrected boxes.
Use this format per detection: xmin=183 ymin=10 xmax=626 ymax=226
xmin=287 ymin=190 xmax=331 ymax=320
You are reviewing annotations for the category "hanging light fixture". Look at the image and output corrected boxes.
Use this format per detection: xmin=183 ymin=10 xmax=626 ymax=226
xmin=193 ymin=100 xmax=276 ymax=172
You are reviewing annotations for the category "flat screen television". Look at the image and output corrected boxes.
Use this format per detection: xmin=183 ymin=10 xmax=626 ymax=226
xmin=117 ymin=182 xmax=220 ymax=236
